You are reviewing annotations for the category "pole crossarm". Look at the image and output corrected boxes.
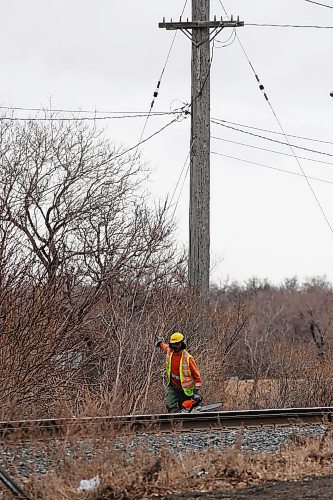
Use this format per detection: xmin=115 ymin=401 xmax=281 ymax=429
xmin=159 ymin=17 xmax=244 ymax=47
xmin=159 ymin=18 xmax=244 ymax=30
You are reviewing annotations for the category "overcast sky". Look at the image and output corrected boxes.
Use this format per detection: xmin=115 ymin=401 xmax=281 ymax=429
xmin=1 ymin=0 xmax=333 ymax=286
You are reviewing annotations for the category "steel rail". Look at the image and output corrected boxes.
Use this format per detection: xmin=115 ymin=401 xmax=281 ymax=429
xmin=0 ymin=467 xmax=31 ymax=499
xmin=1 ymin=407 xmax=333 ymax=441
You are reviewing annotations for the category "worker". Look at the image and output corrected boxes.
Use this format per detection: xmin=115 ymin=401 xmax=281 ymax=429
xmin=156 ymin=332 xmax=202 ymax=413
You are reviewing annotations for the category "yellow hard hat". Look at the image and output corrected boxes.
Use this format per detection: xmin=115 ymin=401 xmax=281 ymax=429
xmin=169 ymin=332 xmax=184 ymax=343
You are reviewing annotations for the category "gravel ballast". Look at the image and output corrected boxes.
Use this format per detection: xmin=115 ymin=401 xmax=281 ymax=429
xmin=0 ymin=424 xmax=328 ymax=478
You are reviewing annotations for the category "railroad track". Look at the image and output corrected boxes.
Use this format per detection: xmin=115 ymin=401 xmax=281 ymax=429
xmin=1 ymin=406 xmax=333 ymax=442
xmin=1 ymin=407 xmax=333 ymax=498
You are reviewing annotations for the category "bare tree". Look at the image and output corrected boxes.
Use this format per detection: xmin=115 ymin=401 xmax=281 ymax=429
xmin=0 ymin=116 xmax=186 ymax=418
xmin=0 ymin=116 xmax=177 ymax=294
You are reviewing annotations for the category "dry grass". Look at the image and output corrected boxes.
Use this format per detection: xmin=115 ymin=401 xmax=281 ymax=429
xmin=2 ymin=427 xmax=333 ymax=499
xmin=222 ymin=370 xmax=333 ymax=410
xmin=223 ymin=379 xmax=284 ymax=410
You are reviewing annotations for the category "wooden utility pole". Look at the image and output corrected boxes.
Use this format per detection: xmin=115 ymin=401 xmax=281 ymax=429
xmin=159 ymin=4 xmax=243 ymax=302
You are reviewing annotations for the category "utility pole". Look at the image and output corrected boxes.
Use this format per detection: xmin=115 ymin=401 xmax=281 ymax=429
xmin=159 ymin=3 xmax=243 ymax=302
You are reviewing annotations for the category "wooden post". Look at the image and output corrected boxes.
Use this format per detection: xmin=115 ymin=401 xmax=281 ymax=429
xmin=159 ymin=9 xmax=243 ymax=303
xmin=189 ymin=0 xmax=211 ymax=302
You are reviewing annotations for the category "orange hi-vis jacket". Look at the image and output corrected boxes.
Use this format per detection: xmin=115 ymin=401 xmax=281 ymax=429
xmin=159 ymin=342 xmax=202 ymax=396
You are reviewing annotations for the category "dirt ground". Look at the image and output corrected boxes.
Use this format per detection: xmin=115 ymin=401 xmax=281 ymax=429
xmin=160 ymin=475 xmax=333 ymax=499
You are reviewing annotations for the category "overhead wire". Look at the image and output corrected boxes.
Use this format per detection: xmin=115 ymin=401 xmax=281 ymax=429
xmin=110 ymin=115 xmax=188 ymax=162
xmin=168 ymin=0 xmax=237 ymax=222
xmin=215 ymin=29 xmax=236 ymax=48
xmin=245 ymin=23 xmax=333 ymax=28
xmin=0 ymin=0 xmax=186 ymax=125
xmin=304 ymin=0 xmax=333 ymax=8
xmin=212 ymin=118 xmax=333 ymax=146
xmin=168 ymin=3 xmax=225 ymax=221
xmin=211 ymin=151 xmax=333 ymax=185
xmin=0 ymin=115 xmax=186 ymax=173
xmin=170 ymin=140 xmax=194 ymax=207
xmin=172 ymin=160 xmax=191 ymax=220
xmin=217 ymin=0 xmax=333 ymax=234
xmin=170 ymin=140 xmax=195 ymax=220
xmin=211 ymin=136 xmax=333 ymax=166
xmin=169 ymin=24 xmax=234 ymax=219
xmin=0 ymin=111 xmax=178 ymax=122
xmin=180 ymin=20 xmax=217 ymax=115
xmin=0 ymin=106 xmax=173 ymax=115
xmin=189 ymin=40 xmax=215 ymax=108
xmin=149 ymin=0 xmax=195 ymax=221
xmin=170 ymin=9 xmax=224 ymax=220
xmin=0 ymin=1 xmax=191 ymax=224
xmin=170 ymin=27 xmax=218 ymax=219
xmin=135 ymin=0 xmax=189 ymax=159
xmin=211 ymin=121 xmax=333 ymax=158
xmin=158 ymin=0 xmax=189 ymax=84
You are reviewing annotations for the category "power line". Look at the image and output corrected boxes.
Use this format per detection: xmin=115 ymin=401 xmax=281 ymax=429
xmin=212 ymin=151 xmax=333 ymax=185
xmin=0 ymin=111 xmax=178 ymax=122
xmin=304 ymin=0 xmax=333 ymax=8
xmin=172 ymin=160 xmax=190 ymax=220
xmin=217 ymin=0 xmax=333 ymax=235
xmin=211 ymin=120 xmax=333 ymax=158
xmin=169 ymin=24 xmax=215 ymax=221
xmin=170 ymin=141 xmax=194 ymax=221
xmin=0 ymin=4 xmax=190 ymax=126
xmin=215 ymin=29 xmax=236 ymax=48
xmin=158 ymin=0 xmax=189 ymax=85
xmin=269 ymin=106 xmax=333 ymax=232
xmin=136 ymin=0 xmax=188 ymax=157
xmin=110 ymin=115 xmax=187 ymax=162
xmin=187 ymin=39 xmax=215 ymax=111
xmin=0 ymin=106 xmax=173 ymax=115
xmin=211 ymin=136 xmax=333 ymax=166
xmin=217 ymin=0 xmax=229 ymax=18
xmin=246 ymin=23 xmax=333 ymax=28
xmin=181 ymin=26 xmax=217 ymax=114
xmin=170 ymin=139 xmax=194 ymax=207
xmin=212 ymin=118 xmax=333 ymax=146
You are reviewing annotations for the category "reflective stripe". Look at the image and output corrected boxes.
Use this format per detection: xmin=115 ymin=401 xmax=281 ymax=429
xmin=166 ymin=349 xmax=196 ymax=396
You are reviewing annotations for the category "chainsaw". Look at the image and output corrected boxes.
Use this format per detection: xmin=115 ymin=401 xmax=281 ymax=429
xmin=181 ymin=397 xmax=223 ymax=413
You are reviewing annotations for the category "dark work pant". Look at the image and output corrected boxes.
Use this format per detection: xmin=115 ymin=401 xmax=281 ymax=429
xmin=164 ymin=384 xmax=192 ymax=413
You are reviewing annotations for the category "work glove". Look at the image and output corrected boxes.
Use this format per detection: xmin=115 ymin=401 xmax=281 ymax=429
xmin=156 ymin=337 xmax=164 ymax=347
xmin=193 ymin=391 xmax=202 ymax=404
